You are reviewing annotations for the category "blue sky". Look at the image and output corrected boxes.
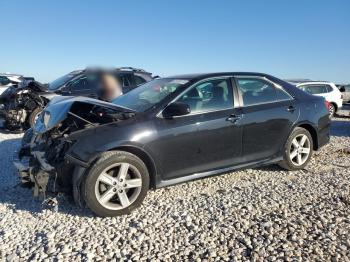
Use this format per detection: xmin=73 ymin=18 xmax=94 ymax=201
xmin=1 ymin=0 xmax=349 ymax=83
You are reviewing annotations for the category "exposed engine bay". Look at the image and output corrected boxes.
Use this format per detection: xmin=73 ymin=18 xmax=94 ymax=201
xmin=0 ymin=81 xmax=50 ymax=131
xmin=15 ymin=100 xmax=135 ymax=200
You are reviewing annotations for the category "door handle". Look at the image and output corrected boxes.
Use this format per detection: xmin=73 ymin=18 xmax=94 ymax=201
xmin=226 ymin=114 xmax=242 ymax=123
xmin=286 ymin=106 xmax=296 ymax=113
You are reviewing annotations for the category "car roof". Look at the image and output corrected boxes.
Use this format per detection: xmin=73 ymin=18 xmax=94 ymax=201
xmin=294 ymin=81 xmax=335 ymax=86
xmin=82 ymin=67 xmax=152 ymax=75
xmin=167 ymin=72 xmax=270 ymax=80
xmin=0 ymin=73 xmax=22 ymax=77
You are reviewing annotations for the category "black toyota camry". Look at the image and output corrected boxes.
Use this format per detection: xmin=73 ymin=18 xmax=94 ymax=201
xmin=16 ymin=72 xmax=330 ymax=217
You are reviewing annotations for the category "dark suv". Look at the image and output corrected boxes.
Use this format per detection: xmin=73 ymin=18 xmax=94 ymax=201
xmin=0 ymin=67 xmax=153 ymax=130
xmin=48 ymin=67 xmax=153 ymax=98
xmin=16 ymin=72 xmax=330 ymax=217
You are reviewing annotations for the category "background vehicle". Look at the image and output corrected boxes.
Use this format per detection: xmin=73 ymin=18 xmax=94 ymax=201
xmin=337 ymin=84 xmax=350 ymax=103
xmin=47 ymin=67 xmax=153 ymax=98
xmin=16 ymin=72 xmax=330 ymax=217
xmin=0 ymin=67 xmax=153 ymax=131
xmin=18 ymin=77 xmax=35 ymax=88
xmin=290 ymin=81 xmax=343 ymax=117
xmin=0 ymin=73 xmax=24 ymax=95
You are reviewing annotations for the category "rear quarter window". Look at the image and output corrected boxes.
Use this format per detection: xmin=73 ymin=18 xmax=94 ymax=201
xmin=299 ymin=85 xmax=329 ymax=94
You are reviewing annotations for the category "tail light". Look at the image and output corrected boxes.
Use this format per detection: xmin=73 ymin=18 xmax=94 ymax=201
xmin=324 ymin=100 xmax=330 ymax=109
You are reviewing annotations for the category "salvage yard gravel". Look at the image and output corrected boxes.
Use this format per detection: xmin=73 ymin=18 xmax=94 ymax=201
xmin=0 ymin=118 xmax=349 ymax=261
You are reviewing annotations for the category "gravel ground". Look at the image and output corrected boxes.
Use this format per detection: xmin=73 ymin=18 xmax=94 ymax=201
xmin=0 ymin=117 xmax=349 ymax=261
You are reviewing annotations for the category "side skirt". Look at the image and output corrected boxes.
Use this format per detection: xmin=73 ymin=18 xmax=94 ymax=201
xmin=156 ymin=156 xmax=283 ymax=188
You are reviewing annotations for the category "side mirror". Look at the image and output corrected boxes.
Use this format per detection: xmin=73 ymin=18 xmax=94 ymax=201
xmin=339 ymin=86 xmax=345 ymax=92
xmin=162 ymin=102 xmax=191 ymax=118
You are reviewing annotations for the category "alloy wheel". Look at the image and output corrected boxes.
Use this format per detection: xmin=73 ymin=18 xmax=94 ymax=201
xmin=329 ymin=104 xmax=335 ymax=117
xmin=289 ymin=134 xmax=311 ymax=166
xmin=94 ymin=162 xmax=142 ymax=210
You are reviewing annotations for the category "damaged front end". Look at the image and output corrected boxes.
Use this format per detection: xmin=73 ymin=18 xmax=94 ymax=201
xmin=14 ymin=97 xmax=135 ymax=200
xmin=1 ymin=81 xmax=49 ymax=131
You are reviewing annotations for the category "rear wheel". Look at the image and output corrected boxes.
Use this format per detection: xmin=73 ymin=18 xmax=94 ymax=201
xmin=328 ymin=103 xmax=336 ymax=118
xmin=83 ymin=151 xmax=149 ymax=217
xmin=279 ymin=127 xmax=313 ymax=170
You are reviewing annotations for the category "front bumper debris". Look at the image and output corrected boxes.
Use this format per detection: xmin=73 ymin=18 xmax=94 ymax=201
xmin=13 ymin=158 xmax=50 ymax=198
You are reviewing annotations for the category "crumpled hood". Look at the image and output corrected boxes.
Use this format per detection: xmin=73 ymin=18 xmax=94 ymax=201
xmin=34 ymin=96 xmax=134 ymax=134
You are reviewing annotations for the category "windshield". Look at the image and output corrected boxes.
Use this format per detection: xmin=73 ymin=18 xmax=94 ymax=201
xmin=48 ymin=72 xmax=81 ymax=91
xmin=112 ymin=78 xmax=189 ymax=112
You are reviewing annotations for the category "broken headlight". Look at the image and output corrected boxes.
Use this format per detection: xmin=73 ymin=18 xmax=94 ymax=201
xmin=43 ymin=111 xmax=51 ymax=127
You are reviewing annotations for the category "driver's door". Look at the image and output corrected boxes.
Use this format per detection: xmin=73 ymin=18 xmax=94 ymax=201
xmin=148 ymin=77 xmax=242 ymax=180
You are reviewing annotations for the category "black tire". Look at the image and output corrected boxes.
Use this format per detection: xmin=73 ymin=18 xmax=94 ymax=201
xmin=28 ymin=107 xmax=43 ymax=128
xmin=21 ymin=128 xmax=34 ymax=147
xmin=83 ymin=151 xmax=149 ymax=217
xmin=279 ymin=127 xmax=313 ymax=171
xmin=329 ymin=103 xmax=336 ymax=118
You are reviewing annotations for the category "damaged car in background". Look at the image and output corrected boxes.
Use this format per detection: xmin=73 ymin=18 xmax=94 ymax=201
xmin=0 ymin=67 xmax=153 ymax=131
xmin=0 ymin=80 xmax=50 ymax=131
xmin=15 ymin=73 xmax=330 ymax=217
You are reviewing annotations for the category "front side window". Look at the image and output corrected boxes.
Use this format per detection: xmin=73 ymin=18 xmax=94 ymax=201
xmin=48 ymin=72 xmax=81 ymax=91
xmin=299 ymin=84 xmax=329 ymax=94
xmin=237 ymin=78 xmax=291 ymax=106
xmin=176 ymin=78 xmax=233 ymax=113
xmin=69 ymin=74 xmax=98 ymax=91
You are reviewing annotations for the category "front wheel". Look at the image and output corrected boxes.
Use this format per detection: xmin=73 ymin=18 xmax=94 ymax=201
xmin=83 ymin=151 xmax=149 ymax=217
xmin=28 ymin=107 xmax=43 ymax=128
xmin=279 ymin=127 xmax=313 ymax=171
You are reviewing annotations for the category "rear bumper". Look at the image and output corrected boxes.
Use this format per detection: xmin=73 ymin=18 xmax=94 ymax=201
xmin=317 ymin=124 xmax=330 ymax=149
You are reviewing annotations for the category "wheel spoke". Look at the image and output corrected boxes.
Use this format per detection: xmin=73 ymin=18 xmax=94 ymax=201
xmin=292 ymin=138 xmax=299 ymax=148
xmin=99 ymin=188 xmax=116 ymax=204
xmin=125 ymin=178 xmax=142 ymax=189
xmin=117 ymin=163 xmax=129 ymax=181
xmin=117 ymin=190 xmax=130 ymax=207
xmin=290 ymin=149 xmax=298 ymax=159
xmin=98 ymin=172 xmax=117 ymax=186
xmin=297 ymin=153 xmax=302 ymax=165
xmin=300 ymin=135 xmax=307 ymax=146
xmin=301 ymin=147 xmax=310 ymax=154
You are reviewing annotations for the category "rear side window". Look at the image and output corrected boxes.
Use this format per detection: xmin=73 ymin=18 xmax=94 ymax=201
xmin=236 ymin=78 xmax=291 ymax=106
xmin=325 ymin=85 xmax=333 ymax=92
xmin=299 ymin=85 xmax=329 ymax=94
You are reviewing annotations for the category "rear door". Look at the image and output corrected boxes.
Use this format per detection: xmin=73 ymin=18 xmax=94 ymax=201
xmin=234 ymin=76 xmax=298 ymax=163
